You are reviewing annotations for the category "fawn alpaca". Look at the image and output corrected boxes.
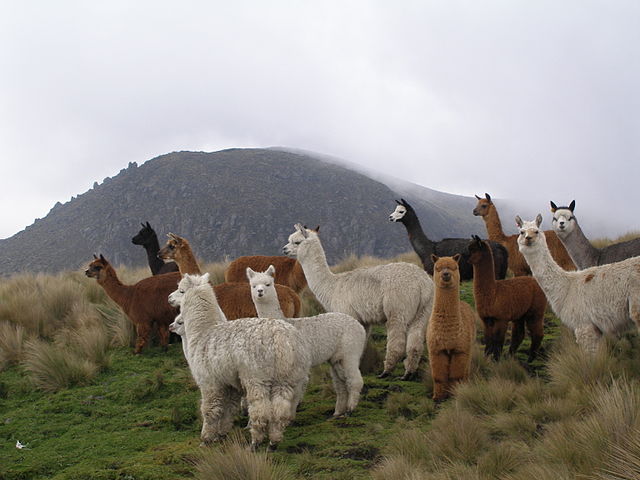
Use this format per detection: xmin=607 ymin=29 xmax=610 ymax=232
xmin=473 ymin=193 xmax=575 ymax=275
xmin=427 ymin=255 xmax=477 ymax=402
xmin=159 ymin=233 xmax=301 ymax=318
xmin=247 ymin=265 xmax=366 ymax=416
xmin=467 ymin=235 xmax=546 ymax=361
xmin=226 ymin=255 xmax=307 ymax=293
xmin=85 ymin=255 xmax=179 ymax=354
xmin=517 ymin=215 xmax=640 ymax=353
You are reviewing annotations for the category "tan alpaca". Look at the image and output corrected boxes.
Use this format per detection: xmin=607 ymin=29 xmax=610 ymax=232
xmin=427 ymin=255 xmax=477 ymax=402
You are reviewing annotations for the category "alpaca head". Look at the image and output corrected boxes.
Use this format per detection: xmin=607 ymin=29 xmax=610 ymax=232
xmin=282 ymin=223 xmax=319 ymax=257
xmin=169 ymin=313 xmax=185 ymax=336
xmin=168 ymin=272 xmax=210 ymax=307
xmin=85 ymin=254 xmax=111 ymax=281
xmin=131 ymin=221 xmax=156 ymax=246
xmin=158 ymin=233 xmax=189 ymax=261
xmin=389 ymin=199 xmax=413 ymax=222
xmin=516 ymin=215 xmax=546 ymax=251
xmin=431 ymin=254 xmax=461 ymax=289
xmin=467 ymin=235 xmax=490 ymax=265
xmin=246 ymin=265 xmax=277 ymax=302
xmin=550 ymin=200 xmax=577 ymax=238
xmin=472 ymin=193 xmax=493 ymax=217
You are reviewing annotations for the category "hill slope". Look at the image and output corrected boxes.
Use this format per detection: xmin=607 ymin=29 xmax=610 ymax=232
xmin=0 ymin=148 xmax=488 ymax=275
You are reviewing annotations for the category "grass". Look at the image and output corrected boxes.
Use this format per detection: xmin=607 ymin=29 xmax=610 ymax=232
xmin=1 ymin=252 xmax=640 ymax=478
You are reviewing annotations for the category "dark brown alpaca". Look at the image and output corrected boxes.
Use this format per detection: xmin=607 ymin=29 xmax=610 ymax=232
xmin=467 ymin=236 xmax=546 ymax=362
xmin=473 ymin=193 xmax=575 ymax=276
xmin=85 ymin=255 xmax=179 ymax=354
xmin=158 ymin=233 xmax=302 ymax=317
xmin=225 ymin=256 xmax=308 ymax=293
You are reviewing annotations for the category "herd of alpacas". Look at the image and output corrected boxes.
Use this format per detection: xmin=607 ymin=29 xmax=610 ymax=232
xmin=82 ymin=194 xmax=640 ymax=450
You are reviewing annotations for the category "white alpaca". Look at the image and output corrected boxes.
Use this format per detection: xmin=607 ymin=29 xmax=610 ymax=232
xmin=247 ymin=265 xmax=366 ymax=416
xmin=516 ymin=214 xmax=640 ymax=352
xmin=176 ymin=273 xmax=311 ymax=450
xmin=282 ymin=224 xmax=434 ymax=379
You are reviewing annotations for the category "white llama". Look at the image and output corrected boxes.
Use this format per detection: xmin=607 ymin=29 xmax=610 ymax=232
xmin=176 ymin=273 xmax=311 ymax=450
xmin=282 ymin=224 xmax=434 ymax=379
xmin=516 ymin=214 xmax=640 ymax=352
xmin=247 ymin=265 xmax=366 ymax=416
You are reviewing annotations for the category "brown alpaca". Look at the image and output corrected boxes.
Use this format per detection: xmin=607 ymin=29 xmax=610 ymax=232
xmin=473 ymin=193 xmax=575 ymax=276
xmin=158 ymin=233 xmax=301 ymax=317
xmin=225 ymin=255 xmax=307 ymax=293
xmin=427 ymin=255 xmax=477 ymax=402
xmin=467 ymin=236 xmax=546 ymax=362
xmin=85 ymin=255 xmax=179 ymax=354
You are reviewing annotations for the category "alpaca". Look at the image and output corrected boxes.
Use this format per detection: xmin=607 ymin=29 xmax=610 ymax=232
xmin=159 ymin=233 xmax=301 ymax=317
xmin=85 ymin=255 xmax=179 ymax=354
xmin=473 ymin=193 xmax=575 ymax=275
xmin=516 ymin=214 xmax=640 ymax=353
xmin=131 ymin=222 xmax=179 ymax=275
xmin=247 ymin=265 xmax=366 ymax=416
xmin=283 ymin=224 xmax=434 ymax=379
xmin=226 ymin=256 xmax=307 ymax=293
xmin=169 ymin=314 xmax=187 ymax=358
xmin=467 ymin=235 xmax=546 ymax=362
xmin=551 ymin=200 xmax=640 ymax=269
xmin=389 ymin=198 xmax=509 ymax=280
xmin=427 ymin=255 xmax=477 ymax=402
xmin=177 ymin=273 xmax=311 ymax=450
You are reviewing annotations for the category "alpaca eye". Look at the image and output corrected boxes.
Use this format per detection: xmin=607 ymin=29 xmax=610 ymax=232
xmin=294 ymin=241 xmax=301 ymax=245
xmin=266 ymin=283 xmax=271 ymax=287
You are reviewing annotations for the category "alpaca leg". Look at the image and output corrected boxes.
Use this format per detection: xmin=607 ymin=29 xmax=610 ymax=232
xmin=244 ymin=382 xmax=271 ymax=450
xmin=199 ymin=386 xmax=227 ymax=446
xmin=268 ymin=383 xmax=296 ymax=450
xmin=329 ymin=363 xmax=349 ymax=417
xmin=574 ymin=324 xmax=602 ymax=354
xmin=157 ymin=322 xmax=170 ymax=351
xmin=380 ymin=320 xmax=407 ymax=377
xmin=134 ymin=323 xmax=151 ymax=354
xmin=448 ymin=350 xmax=472 ymax=395
xmin=629 ymin=296 xmax=640 ymax=330
xmin=509 ymin=319 xmax=526 ymax=357
xmin=525 ymin=314 xmax=544 ymax=362
xmin=491 ymin=321 xmax=508 ymax=361
xmin=430 ymin=350 xmax=451 ymax=402
xmin=217 ymin=387 xmax=242 ymax=437
xmin=341 ymin=357 xmax=364 ymax=413
xmin=402 ymin=318 xmax=427 ymax=379
xmin=482 ymin=318 xmax=495 ymax=358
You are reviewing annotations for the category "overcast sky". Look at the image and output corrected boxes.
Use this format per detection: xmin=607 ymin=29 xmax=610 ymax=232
xmin=1 ymin=1 xmax=639 ymax=240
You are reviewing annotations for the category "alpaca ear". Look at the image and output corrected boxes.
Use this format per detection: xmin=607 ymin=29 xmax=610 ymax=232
xmin=485 ymin=193 xmax=492 ymax=202
xmin=453 ymin=254 xmax=461 ymax=263
xmin=536 ymin=214 xmax=543 ymax=227
xmin=475 ymin=194 xmax=481 ymax=200
xmin=99 ymin=254 xmax=106 ymax=262
xmin=266 ymin=265 xmax=276 ymax=277
xmin=395 ymin=199 xmax=402 ymax=205
xmin=294 ymin=223 xmax=304 ymax=232
xmin=246 ymin=267 xmax=255 ymax=280
xmin=472 ymin=234 xmax=481 ymax=242
xmin=141 ymin=222 xmax=146 ymax=228
xmin=93 ymin=253 xmax=98 ymax=259
xmin=146 ymin=221 xmax=151 ymax=228
xmin=313 ymin=225 xmax=320 ymax=233
xmin=431 ymin=254 xmax=439 ymax=264
xmin=550 ymin=201 xmax=558 ymax=212
xmin=569 ymin=200 xmax=575 ymax=212
xmin=201 ymin=273 xmax=210 ymax=284
xmin=515 ymin=216 xmax=523 ymax=228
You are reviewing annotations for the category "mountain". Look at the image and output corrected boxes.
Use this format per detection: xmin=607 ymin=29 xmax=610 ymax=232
xmin=0 ymin=148 xmax=491 ymax=275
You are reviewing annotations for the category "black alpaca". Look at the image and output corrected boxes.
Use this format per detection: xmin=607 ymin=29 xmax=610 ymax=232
xmin=131 ymin=222 xmax=179 ymax=275
xmin=389 ymin=199 xmax=508 ymax=280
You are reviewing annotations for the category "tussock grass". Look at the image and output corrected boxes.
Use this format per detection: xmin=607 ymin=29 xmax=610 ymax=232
xmin=194 ymin=431 xmax=295 ymax=480
xmin=0 ymin=321 xmax=26 ymax=370
xmin=592 ymin=427 xmax=640 ymax=480
xmin=591 ymin=230 xmax=640 ymax=249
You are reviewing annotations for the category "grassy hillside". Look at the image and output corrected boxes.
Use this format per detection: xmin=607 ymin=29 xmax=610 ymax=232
xmin=1 ymin=254 xmax=640 ymax=479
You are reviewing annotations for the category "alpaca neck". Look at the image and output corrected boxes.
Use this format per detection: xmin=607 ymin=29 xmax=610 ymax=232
xmin=176 ymin=247 xmax=202 ymax=275
xmin=483 ymin=205 xmax=508 ymax=243
xmin=400 ymin=213 xmax=435 ymax=264
xmin=143 ymin=234 xmax=165 ymax=275
xmin=520 ymin=238 xmax=570 ymax=313
xmin=297 ymin=236 xmax=337 ymax=306
xmin=471 ymin=252 xmax=497 ymax=305
xmin=431 ymin=286 xmax=463 ymax=327
xmin=253 ymin=294 xmax=285 ymax=319
xmin=98 ymin=267 xmax=134 ymax=313
xmin=184 ymin=290 xmax=225 ymax=353
xmin=560 ymin=220 xmax=600 ymax=269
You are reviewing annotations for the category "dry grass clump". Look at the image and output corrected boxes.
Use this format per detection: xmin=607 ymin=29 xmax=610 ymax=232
xmin=0 ymin=321 xmax=26 ymax=370
xmin=200 ymin=260 xmax=229 ymax=285
xmin=592 ymin=427 xmax=640 ymax=480
xmin=590 ymin=230 xmax=640 ymax=249
xmin=194 ymin=430 xmax=295 ymax=480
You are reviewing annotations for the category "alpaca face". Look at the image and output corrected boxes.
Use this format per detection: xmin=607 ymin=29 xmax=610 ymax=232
xmin=472 ymin=197 xmax=492 ymax=217
xmin=169 ymin=314 xmax=185 ymax=336
xmin=247 ymin=266 xmax=277 ymax=302
xmin=551 ymin=207 xmax=576 ymax=237
xmin=169 ymin=273 xmax=210 ymax=307
xmin=466 ymin=236 xmax=488 ymax=265
xmin=389 ymin=205 xmax=407 ymax=222
xmin=432 ymin=255 xmax=461 ymax=289
xmin=516 ymin=215 xmax=544 ymax=250
xmin=131 ymin=222 xmax=154 ymax=246
xmin=282 ymin=224 xmax=310 ymax=257
xmin=85 ymin=255 xmax=109 ymax=280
